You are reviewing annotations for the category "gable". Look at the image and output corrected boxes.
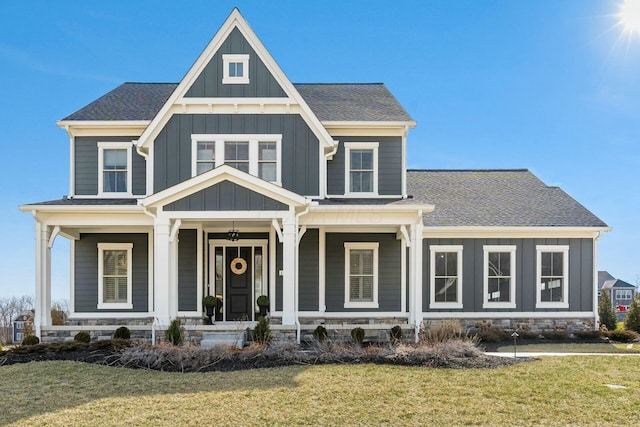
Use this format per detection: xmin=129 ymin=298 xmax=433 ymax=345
xmin=185 ymin=28 xmax=286 ymax=98
xmin=164 ymin=180 xmax=288 ymax=211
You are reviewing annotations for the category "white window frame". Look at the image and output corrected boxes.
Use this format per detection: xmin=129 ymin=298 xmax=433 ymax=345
xmin=616 ymin=289 xmax=633 ymax=300
xmin=344 ymin=142 xmax=379 ymax=197
xmin=344 ymin=242 xmax=379 ymax=309
xmin=482 ymin=245 xmax=517 ymax=309
xmin=97 ymin=243 xmax=133 ymax=310
xmin=536 ymin=245 xmax=569 ymax=309
xmin=97 ymin=141 xmax=133 ymax=197
xmin=222 ymin=54 xmax=250 ymax=84
xmin=191 ymin=134 xmax=282 ymax=185
xmin=429 ymin=245 xmax=463 ymax=309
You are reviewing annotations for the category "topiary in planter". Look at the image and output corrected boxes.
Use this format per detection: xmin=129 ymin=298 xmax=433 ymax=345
xmin=313 ymin=325 xmax=328 ymax=342
xmin=351 ymin=327 xmax=365 ymax=344
xmin=113 ymin=326 xmax=131 ymax=340
xmin=22 ymin=335 xmax=40 ymax=346
xmin=165 ymin=318 xmax=183 ymax=346
xmin=390 ymin=325 xmax=403 ymax=345
xmin=74 ymin=331 xmax=91 ymax=343
xmin=253 ymin=316 xmax=272 ymax=345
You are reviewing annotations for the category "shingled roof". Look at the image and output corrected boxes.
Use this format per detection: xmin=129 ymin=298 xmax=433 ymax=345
xmin=61 ymin=82 xmax=411 ymax=123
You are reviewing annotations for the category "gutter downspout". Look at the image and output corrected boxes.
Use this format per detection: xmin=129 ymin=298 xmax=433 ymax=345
xmin=323 ymin=141 xmax=339 ymax=198
xmin=593 ymin=231 xmax=603 ymax=330
xmin=294 ymin=205 xmax=311 ymax=343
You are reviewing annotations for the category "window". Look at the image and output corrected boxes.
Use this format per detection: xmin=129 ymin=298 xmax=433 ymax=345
xmin=616 ymin=289 xmax=633 ymax=300
xmin=16 ymin=332 xmax=23 ymax=342
xmin=344 ymin=242 xmax=379 ymax=308
xmin=98 ymin=243 xmax=133 ymax=309
xmin=430 ymin=245 xmax=463 ymax=309
xmin=15 ymin=321 xmax=24 ymax=331
xmin=222 ymin=54 xmax=250 ymax=84
xmin=536 ymin=245 xmax=569 ymax=309
xmin=483 ymin=245 xmax=517 ymax=308
xmin=98 ymin=142 xmax=132 ymax=196
xmin=191 ymin=134 xmax=282 ymax=184
xmin=344 ymin=142 xmax=378 ymax=196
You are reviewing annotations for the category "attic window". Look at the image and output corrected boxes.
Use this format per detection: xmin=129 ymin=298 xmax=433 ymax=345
xmin=223 ymin=54 xmax=249 ymax=84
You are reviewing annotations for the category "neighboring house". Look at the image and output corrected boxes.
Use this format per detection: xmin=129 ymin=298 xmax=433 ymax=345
xmin=598 ymin=271 xmax=637 ymax=321
xmin=19 ymin=9 xmax=609 ymax=343
xmin=13 ymin=310 xmax=33 ymax=343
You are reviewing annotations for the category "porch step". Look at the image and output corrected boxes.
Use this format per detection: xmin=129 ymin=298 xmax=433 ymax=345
xmin=200 ymin=331 xmax=246 ymax=349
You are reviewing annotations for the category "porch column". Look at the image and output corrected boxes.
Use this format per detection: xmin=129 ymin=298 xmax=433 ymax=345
xmin=34 ymin=221 xmax=52 ymax=338
xmin=154 ymin=217 xmax=171 ymax=326
xmin=281 ymin=214 xmax=296 ymax=325
xmin=409 ymin=218 xmax=424 ymax=340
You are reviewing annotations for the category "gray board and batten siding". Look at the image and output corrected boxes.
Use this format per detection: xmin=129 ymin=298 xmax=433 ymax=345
xmin=327 ymin=136 xmax=403 ymax=196
xmin=422 ymin=238 xmax=594 ymax=313
xmin=178 ymin=229 xmax=198 ymax=312
xmin=74 ymin=233 xmax=149 ymax=313
xmin=75 ymin=136 xmax=146 ymax=196
xmin=185 ymin=27 xmax=286 ymax=98
xmin=325 ymin=233 xmax=402 ymax=312
xmin=153 ymin=114 xmax=320 ymax=196
xmin=298 ymin=229 xmax=320 ymax=311
xmin=164 ymin=181 xmax=288 ymax=211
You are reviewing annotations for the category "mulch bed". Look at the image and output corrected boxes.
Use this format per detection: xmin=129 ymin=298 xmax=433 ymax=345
xmin=0 ymin=340 xmax=533 ymax=372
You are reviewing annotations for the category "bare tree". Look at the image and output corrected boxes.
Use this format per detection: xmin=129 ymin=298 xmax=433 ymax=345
xmin=0 ymin=295 xmax=34 ymax=344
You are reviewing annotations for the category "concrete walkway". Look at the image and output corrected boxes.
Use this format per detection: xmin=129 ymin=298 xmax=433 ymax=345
xmin=487 ymin=351 xmax=640 ymax=357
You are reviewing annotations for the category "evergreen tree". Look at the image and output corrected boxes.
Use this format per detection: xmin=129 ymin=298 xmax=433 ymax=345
xmin=598 ymin=291 xmax=617 ymax=331
xmin=624 ymin=295 xmax=640 ymax=333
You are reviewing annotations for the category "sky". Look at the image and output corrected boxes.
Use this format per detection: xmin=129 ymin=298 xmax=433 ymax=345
xmin=1 ymin=1 xmax=639 ymax=301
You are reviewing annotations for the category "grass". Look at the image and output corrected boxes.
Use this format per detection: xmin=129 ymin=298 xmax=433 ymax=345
xmin=1 ymin=357 xmax=640 ymax=426
xmin=494 ymin=342 xmax=640 ymax=353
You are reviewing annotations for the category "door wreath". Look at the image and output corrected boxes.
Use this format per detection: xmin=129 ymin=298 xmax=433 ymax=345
xmin=230 ymin=257 xmax=247 ymax=275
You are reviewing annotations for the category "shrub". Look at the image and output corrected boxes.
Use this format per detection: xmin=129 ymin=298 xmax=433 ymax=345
xmin=390 ymin=326 xmax=403 ymax=344
xmin=351 ymin=327 xmax=365 ymax=344
xmin=22 ymin=335 xmax=40 ymax=346
xmin=598 ymin=292 xmax=617 ymax=331
xmin=421 ymin=320 xmax=469 ymax=343
xmin=202 ymin=295 xmax=217 ymax=307
xmin=74 ymin=331 xmax=91 ymax=343
xmin=256 ymin=295 xmax=270 ymax=307
xmin=606 ymin=329 xmax=640 ymax=343
xmin=313 ymin=325 xmax=328 ymax=342
xmin=514 ymin=330 xmax=538 ymax=340
xmin=113 ymin=326 xmax=131 ymax=340
xmin=253 ymin=316 xmax=272 ymax=345
xmin=624 ymin=296 xmax=640 ymax=334
xmin=541 ymin=330 xmax=569 ymax=341
xmin=165 ymin=318 xmax=183 ymax=346
xmin=573 ymin=329 xmax=604 ymax=340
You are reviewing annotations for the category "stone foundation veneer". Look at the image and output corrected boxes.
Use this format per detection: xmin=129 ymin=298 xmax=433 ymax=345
xmin=422 ymin=317 xmax=596 ymax=333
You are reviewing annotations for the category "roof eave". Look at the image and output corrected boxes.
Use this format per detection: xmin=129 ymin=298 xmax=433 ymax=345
xmin=56 ymin=120 xmax=151 ymax=128
xmin=19 ymin=204 xmax=143 ymax=213
xmin=321 ymin=120 xmax=417 ymax=128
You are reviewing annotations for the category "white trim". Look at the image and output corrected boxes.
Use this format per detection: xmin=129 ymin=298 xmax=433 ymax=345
xmin=67 ymin=129 xmax=75 ymax=197
xmin=269 ymin=226 xmax=277 ymax=314
xmin=97 ymin=141 xmax=133 ymax=197
xmin=424 ymin=227 xmax=611 ymax=239
xmin=429 ymin=245 xmax=463 ymax=309
xmin=400 ymin=236 xmax=407 ymax=314
xmin=298 ymin=311 xmax=407 ymax=319
xmin=482 ymin=245 xmax=517 ymax=309
xmin=344 ymin=142 xmax=379 ymax=197
xmin=222 ymin=54 xmax=250 ymax=84
xmin=321 ymin=120 xmax=417 ymax=128
xmin=97 ymin=242 xmax=134 ymax=310
xmin=148 ymin=231 xmax=154 ymax=314
xmin=422 ymin=311 xmax=595 ymax=319
xmin=536 ymin=245 xmax=570 ymax=309
xmin=67 ymin=312 xmax=152 ymax=320
xmin=343 ymin=242 xmax=379 ymax=309
xmin=318 ymin=227 xmax=326 ymax=312
xmin=70 ymin=239 xmax=75 ymax=315
xmin=190 ymin=134 xmax=282 ymax=185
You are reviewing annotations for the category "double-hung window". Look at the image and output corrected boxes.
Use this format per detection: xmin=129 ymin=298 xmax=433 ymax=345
xmin=483 ymin=245 xmax=517 ymax=308
xmin=430 ymin=245 xmax=463 ymax=309
xmin=616 ymin=289 xmax=633 ymax=300
xmin=98 ymin=142 xmax=132 ymax=196
xmin=222 ymin=54 xmax=250 ymax=84
xmin=191 ymin=134 xmax=282 ymax=185
xmin=536 ymin=245 xmax=569 ymax=308
xmin=344 ymin=242 xmax=379 ymax=308
xmin=97 ymin=243 xmax=133 ymax=309
xmin=345 ymin=142 xmax=378 ymax=196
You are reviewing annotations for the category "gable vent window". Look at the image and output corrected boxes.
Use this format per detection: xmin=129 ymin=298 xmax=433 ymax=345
xmin=192 ymin=134 xmax=282 ymax=185
xmin=344 ymin=142 xmax=378 ymax=196
xmin=222 ymin=54 xmax=250 ymax=84
xmin=97 ymin=142 xmax=132 ymax=197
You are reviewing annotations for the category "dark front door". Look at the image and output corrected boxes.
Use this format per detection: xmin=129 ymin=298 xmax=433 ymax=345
xmin=226 ymin=246 xmax=252 ymax=320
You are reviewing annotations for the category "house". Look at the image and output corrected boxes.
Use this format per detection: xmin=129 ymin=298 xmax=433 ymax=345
xmin=12 ymin=310 xmax=33 ymax=344
xmin=598 ymin=271 xmax=637 ymax=321
xmin=19 ymin=9 xmax=609 ymax=343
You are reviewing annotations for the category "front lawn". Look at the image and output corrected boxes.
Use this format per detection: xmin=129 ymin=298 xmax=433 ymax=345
xmin=1 ymin=357 xmax=639 ymax=426
xmin=493 ymin=342 xmax=640 ymax=353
